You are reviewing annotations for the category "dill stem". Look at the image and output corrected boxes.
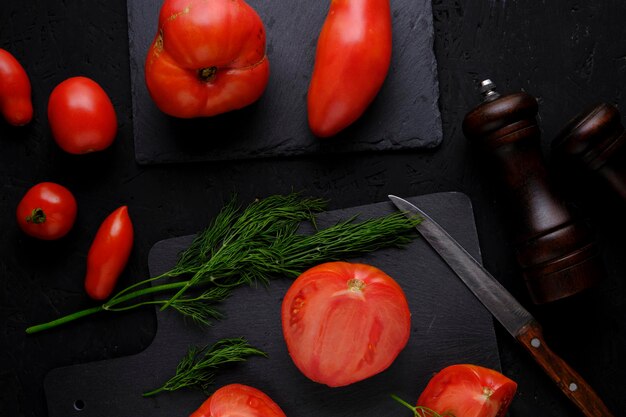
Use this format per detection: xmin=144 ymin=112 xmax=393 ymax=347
xmin=25 ymin=280 xmax=190 ymax=334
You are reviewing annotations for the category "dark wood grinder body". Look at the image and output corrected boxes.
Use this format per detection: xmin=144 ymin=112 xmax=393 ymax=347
xmin=462 ymin=81 xmax=603 ymax=304
xmin=553 ymin=103 xmax=626 ymax=202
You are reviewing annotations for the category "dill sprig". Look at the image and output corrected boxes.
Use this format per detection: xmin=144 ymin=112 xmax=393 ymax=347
xmin=391 ymin=394 xmax=449 ymax=417
xmin=142 ymin=338 xmax=266 ymax=397
xmin=25 ymin=193 xmax=421 ymax=334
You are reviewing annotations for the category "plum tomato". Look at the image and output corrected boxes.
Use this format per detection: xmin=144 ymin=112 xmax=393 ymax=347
xmin=16 ymin=182 xmax=77 ymax=240
xmin=281 ymin=261 xmax=411 ymax=387
xmin=307 ymin=0 xmax=392 ymax=137
xmin=190 ymin=383 xmax=286 ymax=417
xmin=144 ymin=0 xmax=270 ymax=118
xmin=84 ymin=206 xmax=134 ymax=300
xmin=417 ymin=364 xmax=518 ymax=417
xmin=47 ymin=76 xmax=118 ymax=154
xmin=0 ymin=48 xmax=33 ymax=126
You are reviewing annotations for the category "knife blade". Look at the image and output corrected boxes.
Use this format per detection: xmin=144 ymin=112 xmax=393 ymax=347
xmin=388 ymin=195 xmax=614 ymax=417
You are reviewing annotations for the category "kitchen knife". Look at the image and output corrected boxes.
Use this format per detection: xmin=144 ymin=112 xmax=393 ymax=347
xmin=388 ymin=195 xmax=614 ymax=417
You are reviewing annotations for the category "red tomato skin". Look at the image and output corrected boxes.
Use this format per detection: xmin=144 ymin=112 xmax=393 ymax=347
xmin=417 ymin=364 xmax=518 ymax=417
xmin=47 ymin=76 xmax=118 ymax=154
xmin=189 ymin=384 xmax=286 ymax=417
xmin=145 ymin=0 xmax=270 ymax=118
xmin=307 ymin=0 xmax=392 ymax=138
xmin=84 ymin=206 xmax=134 ymax=300
xmin=281 ymin=261 xmax=411 ymax=387
xmin=0 ymin=48 xmax=33 ymax=126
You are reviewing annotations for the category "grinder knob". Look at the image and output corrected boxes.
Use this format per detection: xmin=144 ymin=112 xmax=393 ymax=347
xmin=552 ymin=103 xmax=626 ymax=202
xmin=463 ymin=80 xmax=604 ymax=304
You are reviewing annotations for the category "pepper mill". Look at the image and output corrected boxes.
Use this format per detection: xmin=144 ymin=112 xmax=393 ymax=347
xmin=462 ymin=79 xmax=604 ymax=304
xmin=552 ymin=103 xmax=626 ymax=202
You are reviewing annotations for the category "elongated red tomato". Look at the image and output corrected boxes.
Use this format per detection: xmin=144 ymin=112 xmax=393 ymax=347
xmin=417 ymin=364 xmax=518 ymax=417
xmin=281 ymin=261 xmax=411 ymax=387
xmin=0 ymin=48 xmax=33 ymax=126
xmin=190 ymin=384 xmax=286 ymax=417
xmin=307 ymin=0 xmax=392 ymax=137
xmin=48 ymin=76 xmax=118 ymax=154
xmin=145 ymin=0 xmax=270 ymax=118
xmin=84 ymin=206 xmax=134 ymax=300
xmin=16 ymin=182 xmax=77 ymax=240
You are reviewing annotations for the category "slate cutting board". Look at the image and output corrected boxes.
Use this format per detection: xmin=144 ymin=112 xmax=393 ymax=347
xmin=126 ymin=0 xmax=442 ymax=165
xmin=44 ymin=192 xmax=500 ymax=417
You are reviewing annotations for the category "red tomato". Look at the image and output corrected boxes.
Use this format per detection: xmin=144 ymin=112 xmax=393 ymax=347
xmin=84 ymin=206 xmax=134 ymax=300
xmin=307 ymin=0 xmax=392 ymax=137
xmin=0 ymin=48 xmax=33 ymax=126
xmin=145 ymin=0 xmax=270 ymax=118
xmin=48 ymin=76 xmax=118 ymax=154
xmin=417 ymin=364 xmax=518 ymax=417
xmin=281 ymin=261 xmax=411 ymax=387
xmin=190 ymin=384 xmax=286 ymax=417
xmin=16 ymin=182 xmax=77 ymax=240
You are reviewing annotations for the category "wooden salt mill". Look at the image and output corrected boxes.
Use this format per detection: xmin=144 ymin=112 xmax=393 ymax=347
xmin=462 ymin=79 xmax=604 ymax=304
xmin=552 ymin=103 xmax=626 ymax=202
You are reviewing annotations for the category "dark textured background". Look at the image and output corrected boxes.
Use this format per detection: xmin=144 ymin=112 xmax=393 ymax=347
xmin=1 ymin=0 xmax=625 ymax=416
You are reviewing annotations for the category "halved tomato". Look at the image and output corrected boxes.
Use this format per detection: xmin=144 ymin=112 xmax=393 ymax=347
xmin=190 ymin=384 xmax=286 ymax=417
xmin=417 ymin=364 xmax=518 ymax=417
xmin=281 ymin=261 xmax=411 ymax=387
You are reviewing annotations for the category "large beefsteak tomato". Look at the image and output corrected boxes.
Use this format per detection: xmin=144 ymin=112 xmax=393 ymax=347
xmin=417 ymin=364 xmax=518 ymax=417
xmin=307 ymin=0 xmax=392 ymax=137
xmin=281 ymin=261 xmax=411 ymax=387
xmin=145 ymin=0 xmax=269 ymax=118
xmin=190 ymin=384 xmax=286 ymax=417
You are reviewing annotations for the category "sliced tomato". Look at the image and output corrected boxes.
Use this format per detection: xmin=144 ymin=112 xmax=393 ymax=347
xmin=189 ymin=384 xmax=286 ymax=417
xmin=281 ymin=261 xmax=411 ymax=387
xmin=417 ymin=364 xmax=518 ymax=417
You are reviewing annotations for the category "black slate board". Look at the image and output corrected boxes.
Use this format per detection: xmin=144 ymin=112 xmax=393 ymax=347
xmin=126 ymin=0 xmax=442 ymax=165
xmin=44 ymin=192 xmax=499 ymax=417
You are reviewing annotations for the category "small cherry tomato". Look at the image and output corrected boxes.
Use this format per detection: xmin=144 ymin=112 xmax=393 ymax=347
xmin=0 ymin=48 xmax=33 ymax=126
xmin=417 ymin=364 xmax=518 ymax=417
xmin=84 ymin=206 xmax=134 ymax=300
xmin=281 ymin=261 xmax=411 ymax=387
xmin=48 ymin=76 xmax=118 ymax=154
xmin=307 ymin=0 xmax=392 ymax=137
xmin=16 ymin=182 xmax=77 ymax=240
xmin=144 ymin=0 xmax=270 ymax=118
xmin=190 ymin=384 xmax=286 ymax=417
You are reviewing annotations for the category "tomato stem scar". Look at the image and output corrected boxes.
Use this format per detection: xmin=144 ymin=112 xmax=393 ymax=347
xmin=26 ymin=208 xmax=46 ymax=224
xmin=198 ymin=66 xmax=218 ymax=82
xmin=347 ymin=278 xmax=366 ymax=292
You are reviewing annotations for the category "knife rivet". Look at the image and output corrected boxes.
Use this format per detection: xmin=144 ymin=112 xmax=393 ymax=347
xmin=569 ymin=382 xmax=578 ymax=392
xmin=531 ymin=338 xmax=541 ymax=348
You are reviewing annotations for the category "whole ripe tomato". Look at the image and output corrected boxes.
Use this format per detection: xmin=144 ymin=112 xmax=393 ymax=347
xmin=307 ymin=0 xmax=392 ymax=138
xmin=48 ymin=76 xmax=118 ymax=154
xmin=145 ymin=0 xmax=270 ymax=118
xmin=190 ymin=384 xmax=286 ymax=417
xmin=281 ymin=261 xmax=411 ymax=387
xmin=16 ymin=182 xmax=77 ymax=240
xmin=0 ymin=48 xmax=33 ymax=126
xmin=84 ymin=206 xmax=133 ymax=300
xmin=417 ymin=364 xmax=518 ymax=417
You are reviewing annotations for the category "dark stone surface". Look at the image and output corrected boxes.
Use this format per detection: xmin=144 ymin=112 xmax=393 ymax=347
xmin=44 ymin=193 xmax=501 ymax=417
xmin=128 ymin=0 xmax=442 ymax=165
xmin=1 ymin=0 xmax=625 ymax=416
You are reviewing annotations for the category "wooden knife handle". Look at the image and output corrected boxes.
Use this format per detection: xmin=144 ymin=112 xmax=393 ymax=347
xmin=517 ymin=320 xmax=614 ymax=417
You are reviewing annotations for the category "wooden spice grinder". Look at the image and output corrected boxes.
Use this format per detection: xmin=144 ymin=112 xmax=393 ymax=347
xmin=552 ymin=103 xmax=626 ymax=202
xmin=462 ymin=80 xmax=604 ymax=304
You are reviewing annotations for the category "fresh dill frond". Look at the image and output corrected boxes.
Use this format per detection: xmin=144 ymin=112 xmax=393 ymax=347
xmin=142 ymin=338 xmax=267 ymax=397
